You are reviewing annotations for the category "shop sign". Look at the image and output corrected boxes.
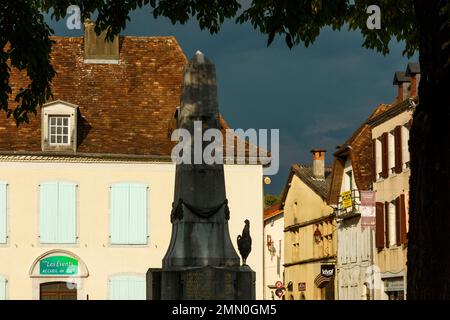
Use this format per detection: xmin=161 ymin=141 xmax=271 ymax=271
xmin=361 ymin=191 xmax=376 ymax=229
xmin=384 ymin=277 xmax=404 ymax=292
xmin=298 ymin=282 xmax=306 ymax=291
xmin=321 ymin=265 xmax=335 ymax=277
xmin=40 ymin=256 xmax=78 ymax=275
xmin=341 ymin=191 xmax=353 ymax=209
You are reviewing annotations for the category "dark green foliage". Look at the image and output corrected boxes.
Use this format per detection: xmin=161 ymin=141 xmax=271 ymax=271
xmin=1 ymin=0 xmax=419 ymax=124
xmin=264 ymin=194 xmax=281 ymax=208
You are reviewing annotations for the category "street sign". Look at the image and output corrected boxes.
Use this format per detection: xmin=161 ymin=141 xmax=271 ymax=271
xmin=275 ymin=288 xmax=284 ymax=298
xmin=298 ymin=282 xmax=306 ymax=291
xmin=275 ymin=281 xmax=283 ymax=289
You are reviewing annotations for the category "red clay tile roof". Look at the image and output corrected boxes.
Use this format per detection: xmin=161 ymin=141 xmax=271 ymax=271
xmin=1 ymin=36 xmax=187 ymax=156
xmin=264 ymin=203 xmax=283 ymax=220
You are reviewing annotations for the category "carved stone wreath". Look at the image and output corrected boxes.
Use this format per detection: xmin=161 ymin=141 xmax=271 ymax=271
xmin=170 ymin=198 xmax=230 ymax=222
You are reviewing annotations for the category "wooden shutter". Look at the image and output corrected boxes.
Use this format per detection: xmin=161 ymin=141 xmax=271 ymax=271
xmin=400 ymin=194 xmax=408 ymax=244
xmin=395 ymin=196 xmax=401 ymax=245
xmin=110 ymin=184 xmax=130 ymax=244
xmin=394 ymin=126 xmax=403 ymax=173
xmin=375 ymin=202 xmax=385 ymax=249
xmin=381 ymin=133 xmax=389 ymax=178
xmin=0 ymin=182 xmax=7 ymax=244
xmin=385 ymin=201 xmax=390 ymax=248
xmin=39 ymin=182 xmax=59 ymax=243
xmin=111 ymin=183 xmax=148 ymax=245
xmin=128 ymin=184 xmax=148 ymax=245
xmin=110 ymin=275 xmax=146 ymax=300
xmin=127 ymin=276 xmax=146 ymax=300
xmin=0 ymin=277 xmax=6 ymax=300
xmin=40 ymin=182 xmax=77 ymax=244
xmin=372 ymin=139 xmax=377 ymax=182
xmin=57 ymin=182 xmax=77 ymax=243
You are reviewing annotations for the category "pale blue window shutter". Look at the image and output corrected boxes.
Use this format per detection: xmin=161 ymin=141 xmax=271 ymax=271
xmin=57 ymin=183 xmax=77 ymax=243
xmin=128 ymin=184 xmax=148 ymax=244
xmin=110 ymin=184 xmax=130 ymax=244
xmin=40 ymin=182 xmax=77 ymax=244
xmin=0 ymin=182 xmax=7 ymax=244
xmin=0 ymin=277 xmax=7 ymax=300
xmin=110 ymin=183 xmax=148 ymax=245
xmin=40 ymin=182 xmax=59 ymax=243
xmin=110 ymin=275 xmax=146 ymax=300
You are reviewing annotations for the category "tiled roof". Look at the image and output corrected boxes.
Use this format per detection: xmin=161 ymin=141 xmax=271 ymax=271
xmin=280 ymin=163 xmax=332 ymax=207
xmin=393 ymin=71 xmax=411 ymax=84
xmin=405 ymin=62 xmax=420 ymax=75
xmin=327 ymin=103 xmax=390 ymax=204
xmin=292 ymin=164 xmax=332 ymax=199
xmin=1 ymin=36 xmax=187 ymax=156
xmin=264 ymin=203 xmax=283 ymax=221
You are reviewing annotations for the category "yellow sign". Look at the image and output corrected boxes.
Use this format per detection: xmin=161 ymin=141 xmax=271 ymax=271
xmin=341 ymin=191 xmax=353 ymax=209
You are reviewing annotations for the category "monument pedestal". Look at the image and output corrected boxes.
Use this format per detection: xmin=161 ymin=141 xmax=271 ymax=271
xmin=147 ymin=266 xmax=255 ymax=300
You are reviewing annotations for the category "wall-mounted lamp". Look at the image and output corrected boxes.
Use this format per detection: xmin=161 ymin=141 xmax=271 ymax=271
xmin=314 ymin=228 xmax=322 ymax=244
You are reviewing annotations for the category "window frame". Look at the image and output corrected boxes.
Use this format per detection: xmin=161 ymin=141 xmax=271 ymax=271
xmin=41 ymin=100 xmax=78 ymax=152
xmin=48 ymin=115 xmax=71 ymax=146
xmin=388 ymin=201 xmax=397 ymax=247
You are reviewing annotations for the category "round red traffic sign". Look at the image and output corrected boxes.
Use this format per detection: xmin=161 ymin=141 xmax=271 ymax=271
xmin=275 ymin=281 xmax=283 ymax=289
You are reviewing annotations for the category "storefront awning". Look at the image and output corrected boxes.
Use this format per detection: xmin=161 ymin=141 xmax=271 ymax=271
xmin=314 ymin=274 xmax=333 ymax=288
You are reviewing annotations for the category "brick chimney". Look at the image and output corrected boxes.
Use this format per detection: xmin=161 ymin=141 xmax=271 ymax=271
xmin=405 ymin=62 xmax=421 ymax=97
xmin=311 ymin=149 xmax=326 ymax=180
xmin=393 ymin=71 xmax=411 ymax=103
xmin=84 ymin=19 xmax=119 ymax=63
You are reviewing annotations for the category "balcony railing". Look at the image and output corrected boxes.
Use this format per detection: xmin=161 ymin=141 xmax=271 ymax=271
xmin=335 ymin=189 xmax=361 ymax=220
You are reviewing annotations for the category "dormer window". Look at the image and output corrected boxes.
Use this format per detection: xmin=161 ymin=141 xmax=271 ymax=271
xmin=41 ymin=100 xmax=78 ymax=152
xmin=49 ymin=116 xmax=70 ymax=145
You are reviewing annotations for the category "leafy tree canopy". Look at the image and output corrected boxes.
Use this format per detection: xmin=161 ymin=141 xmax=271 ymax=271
xmin=1 ymin=0 xmax=418 ymax=125
xmin=264 ymin=194 xmax=281 ymax=208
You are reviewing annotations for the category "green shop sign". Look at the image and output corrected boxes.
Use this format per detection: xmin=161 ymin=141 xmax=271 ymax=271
xmin=40 ymin=256 xmax=78 ymax=275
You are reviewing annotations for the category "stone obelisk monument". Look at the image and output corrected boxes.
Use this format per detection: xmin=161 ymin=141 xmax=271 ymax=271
xmin=147 ymin=52 xmax=255 ymax=300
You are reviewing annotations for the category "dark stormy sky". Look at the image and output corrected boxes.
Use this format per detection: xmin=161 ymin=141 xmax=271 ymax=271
xmin=45 ymin=7 xmax=417 ymax=195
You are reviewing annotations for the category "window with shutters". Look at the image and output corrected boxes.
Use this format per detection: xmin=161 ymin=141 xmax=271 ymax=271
xmin=381 ymin=133 xmax=389 ymax=179
xmin=0 ymin=182 xmax=7 ymax=244
xmin=39 ymin=182 xmax=77 ymax=244
xmin=110 ymin=183 xmax=148 ymax=245
xmin=402 ymin=125 xmax=410 ymax=169
xmin=388 ymin=132 xmax=395 ymax=174
xmin=397 ymin=195 xmax=408 ymax=245
xmin=394 ymin=126 xmax=403 ymax=173
xmin=388 ymin=201 xmax=397 ymax=247
xmin=375 ymin=202 xmax=385 ymax=250
xmin=0 ymin=277 xmax=7 ymax=300
xmin=109 ymin=275 xmax=146 ymax=300
xmin=375 ymin=139 xmax=382 ymax=179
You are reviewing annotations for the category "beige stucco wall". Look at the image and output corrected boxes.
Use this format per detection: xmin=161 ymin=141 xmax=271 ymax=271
xmin=372 ymin=109 xmax=412 ymax=300
xmin=283 ymin=175 xmax=335 ymax=300
xmin=0 ymin=161 xmax=263 ymax=300
xmin=263 ymin=213 xmax=284 ymax=300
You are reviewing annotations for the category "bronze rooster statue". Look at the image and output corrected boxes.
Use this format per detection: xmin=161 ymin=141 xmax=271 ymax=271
xmin=237 ymin=219 xmax=252 ymax=265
